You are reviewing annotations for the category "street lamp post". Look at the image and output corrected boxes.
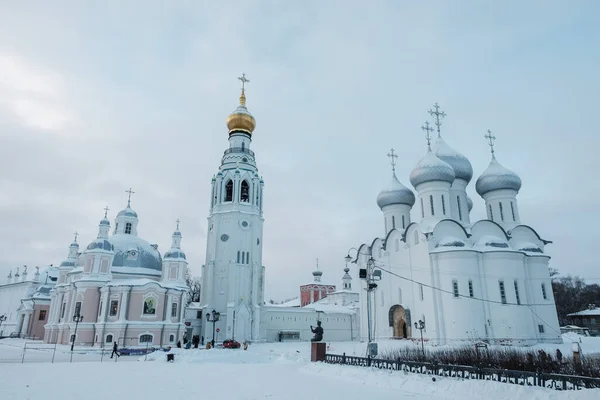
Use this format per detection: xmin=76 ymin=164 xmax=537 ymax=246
xmin=0 ymin=314 xmax=7 ymax=335
xmin=414 ymin=320 xmax=425 ymax=358
xmin=346 ymin=247 xmax=381 ymax=359
xmin=71 ymin=314 xmax=83 ymax=352
xmin=206 ymin=309 xmax=220 ymax=348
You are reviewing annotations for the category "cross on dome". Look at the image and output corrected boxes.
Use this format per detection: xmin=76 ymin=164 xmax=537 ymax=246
xmin=428 ymin=103 xmax=446 ymax=137
xmin=103 ymin=206 xmax=110 ymax=218
xmin=485 ymin=129 xmax=496 ymax=155
xmin=125 ymin=188 xmax=135 ymax=207
xmin=175 ymin=218 xmax=181 ymax=230
xmin=421 ymin=121 xmax=434 ymax=150
xmin=238 ymin=73 xmax=250 ymax=105
xmin=387 ymin=148 xmax=398 ymax=172
xmin=73 ymin=231 xmax=79 ymax=243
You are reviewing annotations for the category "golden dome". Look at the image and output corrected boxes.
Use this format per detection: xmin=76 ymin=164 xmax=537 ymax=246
xmin=226 ymin=90 xmax=256 ymax=135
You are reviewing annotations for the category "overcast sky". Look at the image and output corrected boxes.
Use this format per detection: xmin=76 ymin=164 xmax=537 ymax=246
xmin=1 ymin=1 xmax=599 ymax=301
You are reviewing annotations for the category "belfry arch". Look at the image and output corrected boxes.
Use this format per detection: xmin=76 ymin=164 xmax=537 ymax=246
xmin=388 ymin=305 xmax=411 ymax=339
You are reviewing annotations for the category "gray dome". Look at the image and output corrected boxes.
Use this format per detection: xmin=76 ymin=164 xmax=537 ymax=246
xmin=117 ymin=207 xmax=138 ymax=218
xmin=377 ymin=173 xmax=415 ymax=209
xmin=475 ymin=156 xmax=522 ymax=196
xmin=432 ymin=137 xmax=473 ymax=182
xmin=110 ymin=234 xmax=162 ymax=273
xmin=86 ymin=239 xmax=114 ymax=252
xmin=164 ymin=250 xmax=186 ymax=260
xmin=60 ymin=260 xmax=76 ymax=267
xmin=99 ymin=218 xmax=110 ymax=226
xmin=410 ymin=151 xmax=455 ymax=188
xmin=466 ymin=195 xmax=474 ymax=212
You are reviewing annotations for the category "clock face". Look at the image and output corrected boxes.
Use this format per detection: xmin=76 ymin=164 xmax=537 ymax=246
xmin=242 ymin=157 xmax=248 ymax=162
xmin=241 ymin=221 xmax=248 ymax=227
xmin=220 ymin=234 xmax=229 ymax=242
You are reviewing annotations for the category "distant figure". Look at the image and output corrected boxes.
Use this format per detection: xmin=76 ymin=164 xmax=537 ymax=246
xmin=310 ymin=321 xmax=324 ymax=342
xmin=201 ymin=336 xmax=204 ymax=346
xmin=556 ymin=348 xmax=563 ymax=363
xmin=243 ymin=341 xmax=249 ymax=351
xmin=206 ymin=342 xmax=212 ymax=350
xmin=193 ymin=335 xmax=199 ymax=349
xmin=111 ymin=341 xmax=120 ymax=359
xmin=177 ymin=341 xmax=182 ymax=349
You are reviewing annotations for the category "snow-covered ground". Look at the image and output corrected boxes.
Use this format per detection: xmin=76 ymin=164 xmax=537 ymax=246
xmin=0 ymin=336 xmax=599 ymax=399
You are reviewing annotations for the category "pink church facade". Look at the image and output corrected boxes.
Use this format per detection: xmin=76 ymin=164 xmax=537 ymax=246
xmin=44 ymin=199 xmax=189 ymax=348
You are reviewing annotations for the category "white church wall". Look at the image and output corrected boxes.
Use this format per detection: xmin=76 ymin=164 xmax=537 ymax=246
xmin=0 ymin=282 xmax=33 ymax=336
xmin=525 ymin=256 xmax=562 ymax=343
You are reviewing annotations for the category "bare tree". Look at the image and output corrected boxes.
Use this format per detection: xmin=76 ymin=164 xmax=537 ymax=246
xmin=185 ymin=267 xmax=201 ymax=304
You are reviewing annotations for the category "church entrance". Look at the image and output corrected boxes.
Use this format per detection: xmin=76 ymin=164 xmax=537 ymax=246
xmin=389 ymin=305 xmax=411 ymax=339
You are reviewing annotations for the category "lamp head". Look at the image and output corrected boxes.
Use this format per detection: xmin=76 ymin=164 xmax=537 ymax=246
xmin=344 ymin=255 xmax=352 ymax=263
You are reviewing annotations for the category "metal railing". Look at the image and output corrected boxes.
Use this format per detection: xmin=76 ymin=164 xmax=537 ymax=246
xmin=223 ymin=147 xmax=255 ymax=157
xmin=325 ymin=353 xmax=600 ymax=391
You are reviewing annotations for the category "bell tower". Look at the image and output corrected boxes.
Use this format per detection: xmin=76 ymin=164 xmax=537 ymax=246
xmin=200 ymin=74 xmax=265 ymax=343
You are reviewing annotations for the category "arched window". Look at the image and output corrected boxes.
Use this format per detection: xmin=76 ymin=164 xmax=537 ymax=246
xmin=224 ymin=180 xmax=233 ymax=202
xmin=237 ymin=251 xmax=240 ymax=264
xmin=457 ymin=196 xmax=463 ymax=221
xmin=392 ymin=215 xmax=396 ymax=229
xmin=452 ymin=279 xmax=459 ymax=298
xmin=125 ymin=222 xmax=132 ymax=234
xmin=488 ymin=204 xmax=494 ymax=220
xmin=401 ymin=215 xmax=405 ymax=229
xmin=240 ymin=180 xmax=250 ymax=202
xmin=105 ymin=334 xmax=113 ymax=343
xmin=420 ymin=198 xmax=424 ymax=218
xmin=441 ymin=195 xmax=446 ymax=215
xmin=241 ymin=252 xmax=245 ymax=264
xmin=241 ymin=142 xmax=245 ymax=151
xmin=246 ymin=252 xmax=250 ymax=264
xmin=140 ymin=334 xmax=153 ymax=344
xmin=169 ymin=334 xmax=175 ymax=343
xmin=510 ymin=202 xmax=516 ymax=221
xmin=429 ymin=195 xmax=435 ymax=216
xmin=499 ymin=202 xmax=505 ymax=221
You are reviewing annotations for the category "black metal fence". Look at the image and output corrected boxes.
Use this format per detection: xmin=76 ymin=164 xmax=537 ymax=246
xmin=325 ymin=353 xmax=600 ymax=391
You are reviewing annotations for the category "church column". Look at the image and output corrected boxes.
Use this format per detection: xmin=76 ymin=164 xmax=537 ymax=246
xmin=119 ymin=291 xmax=129 ymax=322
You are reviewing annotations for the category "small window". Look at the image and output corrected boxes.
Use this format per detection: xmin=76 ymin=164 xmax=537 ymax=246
xmin=98 ymin=301 xmax=103 ymax=317
xmin=499 ymin=202 xmax=505 ymax=221
xmin=241 ymin=252 xmax=245 ymax=264
xmin=171 ymin=302 xmax=178 ymax=318
xmin=196 ymin=310 xmax=202 ymax=319
xmin=61 ymin=303 xmax=66 ymax=319
xmin=541 ymin=283 xmax=548 ymax=300
xmin=169 ymin=334 xmax=175 ymax=343
xmin=488 ymin=204 xmax=494 ymax=220
xmin=240 ymin=180 xmax=250 ymax=202
xmin=430 ymin=195 xmax=435 ymax=216
xmin=441 ymin=195 xmax=446 ymax=215
xmin=246 ymin=252 xmax=250 ymax=264
xmin=538 ymin=324 xmax=545 ymax=334
xmin=401 ymin=215 xmax=405 ymax=229
xmin=510 ymin=202 xmax=516 ymax=221
xmin=419 ymin=284 xmax=424 ymax=301
xmin=452 ymin=280 xmax=459 ymax=298
xmin=106 ymin=334 xmax=113 ymax=343
xmin=457 ymin=196 xmax=463 ymax=221
xmin=514 ymin=280 xmax=521 ymax=305
xmin=468 ymin=280 xmax=474 ymax=298
xmin=392 ymin=215 xmax=396 ymax=229
xmin=143 ymin=298 xmax=156 ymax=315
xmin=125 ymin=222 xmax=132 ymax=234
xmin=110 ymin=300 xmax=118 ymax=316
xmin=237 ymin=251 xmax=240 ymax=264
xmin=74 ymin=301 xmax=82 ymax=318
xmin=420 ymin=198 xmax=424 ymax=218
xmin=224 ymin=180 xmax=233 ymax=202
xmin=140 ymin=334 xmax=153 ymax=343
xmin=38 ymin=310 xmax=47 ymax=321
xmin=499 ymin=281 xmax=507 ymax=304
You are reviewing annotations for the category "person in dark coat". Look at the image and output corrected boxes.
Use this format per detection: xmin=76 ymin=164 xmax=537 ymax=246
xmin=111 ymin=341 xmax=120 ymax=358
xmin=556 ymin=349 xmax=563 ymax=363
xmin=177 ymin=341 xmax=182 ymax=348
xmin=310 ymin=321 xmax=324 ymax=342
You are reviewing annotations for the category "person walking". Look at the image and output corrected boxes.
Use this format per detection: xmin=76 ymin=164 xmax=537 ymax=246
xmin=111 ymin=341 xmax=120 ymax=359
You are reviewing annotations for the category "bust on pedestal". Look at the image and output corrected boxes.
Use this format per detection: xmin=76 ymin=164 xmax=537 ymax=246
xmin=310 ymin=321 xmax=326 ymax=362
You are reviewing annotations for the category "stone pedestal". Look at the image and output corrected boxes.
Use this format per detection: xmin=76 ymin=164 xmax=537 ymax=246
xmin=311 ymin=342 xmax=326 ymax=362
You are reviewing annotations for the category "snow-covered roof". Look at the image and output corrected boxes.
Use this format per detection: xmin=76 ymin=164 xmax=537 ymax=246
xmin=105 ymin=278 xmax=187 ymax=290
xmin=271 ymin=297 xmax=300 ymax=307
xmin=302 ymin=302 xmax=357 ymax=315
xmin=567 ymin=308 xmax=600 ymax=317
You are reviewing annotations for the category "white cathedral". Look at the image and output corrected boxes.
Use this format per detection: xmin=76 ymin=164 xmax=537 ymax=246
xmin=349 ymin=106 xmax=562 ymax=346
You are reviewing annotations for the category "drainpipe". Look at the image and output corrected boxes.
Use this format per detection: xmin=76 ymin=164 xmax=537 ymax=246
xmin=100 ymin=286 xmax=110 ymax=346
xmin=160 ymin=291 xmax=168 ymax=347
xmin=92 ymin=287 xmax=101 ymax=346
xmin=123 ymin=286 xmax=133 ymax=346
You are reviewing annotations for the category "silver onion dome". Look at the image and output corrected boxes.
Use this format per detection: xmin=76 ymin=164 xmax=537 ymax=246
xmin=410 ymin=151 xmax=455 ymax=188
xmin=377 ymin=173 xmax=416 ymax=209
xmin=117 ymin=207 xmax=138 ymax=218
xmin=466 ymin=195 xmax=474 ymax=212
xmin=110 ymin=234 xmax=162 ymax=272
xmin=432 ymin=137 xmax=473 ymax=183
xmin=475 ymin=156 xmax=522 ymax=196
